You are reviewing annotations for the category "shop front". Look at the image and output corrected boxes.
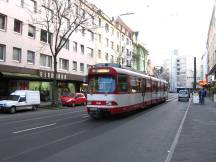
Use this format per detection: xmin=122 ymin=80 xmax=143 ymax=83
xmin=0 ymin=65 xmax=85 ymax=101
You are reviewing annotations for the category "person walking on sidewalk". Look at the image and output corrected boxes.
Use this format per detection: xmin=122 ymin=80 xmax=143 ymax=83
xmin=199 ymin=88 xmax=206 ymax=105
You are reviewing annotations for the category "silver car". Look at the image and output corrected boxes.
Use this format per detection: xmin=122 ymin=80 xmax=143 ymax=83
xmin=178 ymin=90 xmax=190 ymax=102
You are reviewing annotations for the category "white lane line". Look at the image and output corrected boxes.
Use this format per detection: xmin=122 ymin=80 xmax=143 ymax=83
xmin=1 ymin=110 xmax=85 ymax=125
xmin=2 ymin=130 xmax=85 ymax=162
xmin=165 ymin=99 xmax=191 ymax=162
xmin=81 ymin=115 xmax=89 ymax=118
xmin=13 ymin=123 xmax=56 ymax=134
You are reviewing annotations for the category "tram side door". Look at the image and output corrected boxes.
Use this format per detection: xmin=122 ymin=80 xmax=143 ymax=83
xmin=141 ymin=78 xmax=146 ymax=108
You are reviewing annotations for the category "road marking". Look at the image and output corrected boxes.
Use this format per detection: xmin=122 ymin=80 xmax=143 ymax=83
xmin=2 ymin=130 xmax=85 ymax=161
xmin=1 ymin=110 xmax=85 ymax=125
xmin=13 ymin=123 xmax=56 ymax=134
xmin=165 ymin=99 xmax=191 ymax=162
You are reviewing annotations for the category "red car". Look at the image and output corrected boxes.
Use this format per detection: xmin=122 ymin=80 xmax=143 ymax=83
xmin=60 ymin=93 xmax=87 ymax=107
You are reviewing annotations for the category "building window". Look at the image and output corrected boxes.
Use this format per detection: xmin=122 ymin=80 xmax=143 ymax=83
xmin=28 ymin=25 xmax=36 ymax=38
xmin=27 ymin=50 xmax=35 ymax=64
xmin=111 ymin=41 xmax=114 ymax=49
xmin=27 ymin=0 xmax=37 ymax=13
xmin=72 ymin=61 xmax=77 ymax=71
xmin=80 ymin=63 xmax=84 ymax=72
xmin=105 ymin=23 xmax=109 ymax=33
xmin=111 ymin=28 xmax=114 ymax=36
xmin=98 ymin=49 xmax=101 ymax=59
xmin=14 ymin=19 xmax=22 ymax=33
xmin=59 ymin=58 xmax=69 ymax=70
xmin=126 ymin=38 xmax=129 ymax=45
xmin=89 ymin=30 xmax=94 ymax=41
xmin=40 ymin=54 xmax=52 ymax=68
xmin=117 ymin=31 xmax=119 ymax=39
xmin=73 ymin=41 xmax=77 ymax=52
xmin=98 ymin=18 xmax=101 ymax=27
xmin=105 ymin=53 xmax=108 ymax=61
xmin=81 ymin=27 xmax=85 ymax=36
xmin=117 ymin=45 xmax=120 ymax=52
xmin=98 ymin=34 xmax=101 ymax=43
xmin=13 ymin=47 xmax=21 ymax=62
xmin=40 ymin=29 xmax=53 ymax=44
xmin=110 ymin=55 xmax=114 ymax=63
xmin=80 ymin=44 xmax=84 ymax=54
xmin=0 ymin=44 xmax=6 ymax=61
xmin=87 ymin=47 xmax=94 ymax=57
xmin=106 ymin=38 xmax=109 ymax=47
xmin=61 ymin=37 xmax=69 ymax=50
xmin=0 ymin=13 xmax=7 ymax=30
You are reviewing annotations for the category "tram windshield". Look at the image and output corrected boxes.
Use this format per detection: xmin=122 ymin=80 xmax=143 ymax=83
xmin=88 ymin=76 xmax=115 ymax=93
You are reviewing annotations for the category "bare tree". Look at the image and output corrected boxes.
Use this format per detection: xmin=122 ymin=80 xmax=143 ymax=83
xmin=33 ymin=0 xmax=96 ymax=106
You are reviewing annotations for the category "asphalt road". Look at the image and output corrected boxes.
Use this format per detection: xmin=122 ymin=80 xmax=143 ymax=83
xmin=0 ymin=93 xmax=191 ymax=162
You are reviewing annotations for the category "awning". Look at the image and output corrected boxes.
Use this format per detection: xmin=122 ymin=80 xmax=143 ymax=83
xmin=0 ymin=72 xmax=40 ymax=79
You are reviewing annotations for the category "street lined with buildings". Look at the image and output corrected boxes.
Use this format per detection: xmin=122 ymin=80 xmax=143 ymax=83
xmin=0 ymin=95 xmax=196 ymax=162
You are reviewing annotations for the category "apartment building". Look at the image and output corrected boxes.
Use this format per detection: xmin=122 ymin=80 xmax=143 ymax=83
xmin=207 ymin=3 xmax=216 ymax=82
xmin=0 ymin=0 xmax=134 ymax=99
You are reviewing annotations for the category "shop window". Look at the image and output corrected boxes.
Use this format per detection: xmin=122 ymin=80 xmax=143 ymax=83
xmin=40 ymin=54 xmax=52 ymax=68
xmin=59 ymin=58 xmax=69 ymax=70
xmin=14 ymin=19 xmax=22 ymax=33
xmin=72 ymin=61 xmax=77 ymax=71
xmin=118 ymin=74 xmax=128 ymax=93
xmin=28 ymin=24 xmax=36 ymax=38
xmin=27 ymin=50 xmax=35 ymax=64
xmin=0 ymin=44 xmax=6 ymax=61
xmin=13 ymin=47 xmax=21 ymax=62
xmin=0 ymin=13 xmax=7 ymax=30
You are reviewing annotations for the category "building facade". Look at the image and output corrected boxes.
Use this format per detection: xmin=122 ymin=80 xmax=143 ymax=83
xmin=207 ymin=3 xmax=216 ymax=82
xmin=0 ymin=0 xmax=137 ymax=99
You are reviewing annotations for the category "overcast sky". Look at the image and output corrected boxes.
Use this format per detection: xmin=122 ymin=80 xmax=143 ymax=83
xmin=88 ymin=0 xmax=215 ymax=66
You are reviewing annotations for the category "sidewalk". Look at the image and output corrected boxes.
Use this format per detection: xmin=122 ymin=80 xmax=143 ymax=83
xmin=171 ymin=97 xmax=216 ymax=162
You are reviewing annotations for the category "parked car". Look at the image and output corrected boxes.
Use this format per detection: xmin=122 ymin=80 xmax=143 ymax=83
xmin=60 ymin=93 xmax=87 ymax=107
xmin=178 ymin=90 xmax=190 ymax=102
xmin=0 ymin=90 xmax=40 ymax=113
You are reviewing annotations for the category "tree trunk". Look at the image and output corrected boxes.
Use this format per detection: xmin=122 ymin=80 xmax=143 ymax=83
xmin=51 ymin=55 xmax=59 ymax=107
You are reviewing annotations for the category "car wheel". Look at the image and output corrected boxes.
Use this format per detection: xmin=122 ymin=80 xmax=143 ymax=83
xmin=32 ymin=105 xmax=38 ymax=111
xmin=72 ymin=103 xmax=75 ymax=107
xmin=10 ymin=106 xmax=16 ymax=114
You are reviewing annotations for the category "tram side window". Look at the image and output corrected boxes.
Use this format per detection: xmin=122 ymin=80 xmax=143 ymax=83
xmin=118 ymin=74 xmax=128 ymax=93
xmin=130 ymin=77 xmax=137 ymax=93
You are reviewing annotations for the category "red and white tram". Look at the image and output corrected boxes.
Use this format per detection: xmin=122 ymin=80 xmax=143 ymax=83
xmin=87 ymin=63 xmax=168 ymax=118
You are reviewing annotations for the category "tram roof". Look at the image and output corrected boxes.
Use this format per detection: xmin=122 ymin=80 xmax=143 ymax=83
xmin=92 ymin=63 xmax=168 ymax=84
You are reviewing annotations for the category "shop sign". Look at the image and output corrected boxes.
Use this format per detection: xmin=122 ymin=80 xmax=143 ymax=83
xmin=39 ymin=71 xmax=67 ymax=80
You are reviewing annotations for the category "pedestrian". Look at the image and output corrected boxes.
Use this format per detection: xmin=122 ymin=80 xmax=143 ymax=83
xmin=199 ymin=88 xmax=206 ymax=105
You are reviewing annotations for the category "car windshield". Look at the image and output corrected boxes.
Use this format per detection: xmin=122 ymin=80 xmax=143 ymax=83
xmin=8 ymin=95 xmax=20 ymax=101
xmin=88 ymin=76 xmax=115 ymax=93
xmin=179 ymin=91 xmax=188 ymax=94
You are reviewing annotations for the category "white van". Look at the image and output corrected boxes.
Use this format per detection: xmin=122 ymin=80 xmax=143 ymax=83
xmin=0 ymin=90 xmax=40 ymax=113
